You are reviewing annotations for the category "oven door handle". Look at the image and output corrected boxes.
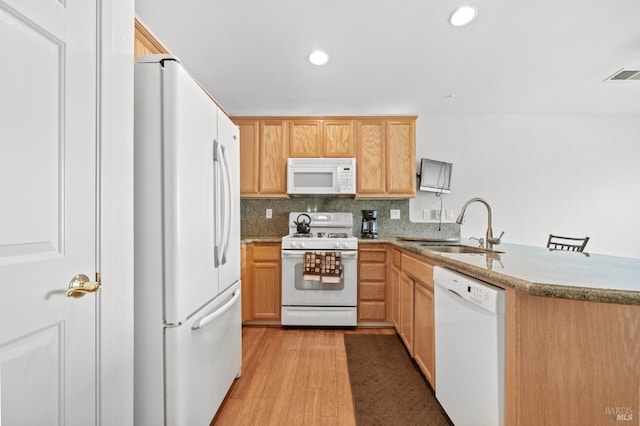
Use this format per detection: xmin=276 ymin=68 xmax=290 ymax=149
xmin=281 ymin=250 xmax=357 ymax=258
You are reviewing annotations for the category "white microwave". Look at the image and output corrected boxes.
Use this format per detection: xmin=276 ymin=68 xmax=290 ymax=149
xmin=287 ymin=158 xmax=356 ymax=197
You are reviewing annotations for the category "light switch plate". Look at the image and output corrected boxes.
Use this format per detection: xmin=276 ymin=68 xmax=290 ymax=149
xmin=390 ymin=209 xmax=401 ymax=220
xmin=266 ymin=208 xmax=272 ymax=219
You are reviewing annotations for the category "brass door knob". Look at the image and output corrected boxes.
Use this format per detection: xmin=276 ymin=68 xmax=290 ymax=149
xmin=67 ymin=273 xmax=101 ymax=298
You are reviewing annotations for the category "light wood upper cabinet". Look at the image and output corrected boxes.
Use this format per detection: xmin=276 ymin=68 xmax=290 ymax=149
xmin=355 ymin=120 xmax=386 ymax=195
xmin=260 ymin=121 xmax=288 ymax=194
xmin=386 ymin=120 xmax=416 ymax=196
xmin=234 ymin=119 xmax=289 ymax=198
xmin=323 ymin=120 xmax=354 ymax=157
xmin=233 ymin=116 xmax=415 ymax=198
xmin=288 ymin=121 xmax=323 ymax=157
xmin=134 ymin=19 xmax=168 ymax=60
xmin=356 ymin=117 xmax=416 ymax=198
xmin=288 ymin=119 xmax=354 ymax=157
xmin=237 ymin=120 xmax=259 ymax=195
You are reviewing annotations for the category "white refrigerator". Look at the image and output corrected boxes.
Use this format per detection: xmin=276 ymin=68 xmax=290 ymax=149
xmin=134 ymin=55 xmax=242 ymax=426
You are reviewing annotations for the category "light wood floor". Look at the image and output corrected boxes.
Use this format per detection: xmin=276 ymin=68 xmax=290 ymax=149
xmin=211 ymin=326 xmax=396 ymax=425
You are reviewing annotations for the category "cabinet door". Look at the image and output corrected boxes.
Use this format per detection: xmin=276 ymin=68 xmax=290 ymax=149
xmin=324 ymin=120 xmax=354 ymax=157
xmin=251 ymin=261 xmax=281 ymax=320
xmin=390 ymin=249 xmax=402 ymax=330
xmin=414 ymin=281 xmax=435 ymax=388
xmin=250 ymin=244 xmax=281 ymax=321
xmin=236 ymin=120 xmax=260 ymax=196
xmin=399 ymin=273 xmax=414 ymax=353
xmin=386 ymin=120 xmax=416 ymax=197
xmin=355 ymin=120 xmax=386 ymax=195
xmin=288 ymin=120 xmax=322 ymax=157
xmin=259 ymin=121 xmax=288 ymax=194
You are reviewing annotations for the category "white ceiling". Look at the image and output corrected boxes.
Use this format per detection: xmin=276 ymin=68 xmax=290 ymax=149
xmin=135 ymin=0 xmax=640 ymax=116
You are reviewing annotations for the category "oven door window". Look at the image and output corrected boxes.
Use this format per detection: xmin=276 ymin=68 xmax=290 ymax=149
xmin=294 ymin=262 xmax=344 ymax=291
xmin=281 ymin=250 xmax=357 ymax=306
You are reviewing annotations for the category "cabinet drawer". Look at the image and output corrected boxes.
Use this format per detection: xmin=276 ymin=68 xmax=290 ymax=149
xmin=359 ymin=263 xmax=386 ymax=281
xmin=360 ymin=282 xmax=386 ymax=301
xmin=359 ymin=249 xmax=386 ymax=262
xmin=402 ymin=254 xmax=434 ymax=288
xmin=359 ymin=301 xmax=386 ymax=321
xmin=252 ymin=244 xmax=281 ymax=261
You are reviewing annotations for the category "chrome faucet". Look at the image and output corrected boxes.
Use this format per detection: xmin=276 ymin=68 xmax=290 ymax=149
xmin=456 ymin=198 xmax=504 ymax=250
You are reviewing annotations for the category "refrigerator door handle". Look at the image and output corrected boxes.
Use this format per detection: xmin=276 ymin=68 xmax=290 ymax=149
xmin=219 ymin=143 xmax=233 ymax=265
xmin=191 ymin=288 xmax=241 ymax=330
xmin=213 ymin=139 xmax=228 ymax=267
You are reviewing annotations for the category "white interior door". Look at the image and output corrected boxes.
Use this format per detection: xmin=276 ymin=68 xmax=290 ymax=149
xmin=0 ymin=0 xmax=98 ymax=424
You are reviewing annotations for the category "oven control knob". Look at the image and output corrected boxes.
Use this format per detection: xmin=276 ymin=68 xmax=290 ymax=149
xmin=299 ymin=242 xmax=306 ymax=249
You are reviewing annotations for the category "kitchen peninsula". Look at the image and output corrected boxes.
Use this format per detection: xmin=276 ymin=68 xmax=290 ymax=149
xmin=383 ymin=238 xmax=640 ymax=426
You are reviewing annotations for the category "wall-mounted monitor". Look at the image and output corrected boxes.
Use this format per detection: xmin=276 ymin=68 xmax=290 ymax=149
xmin=419 ymin=158 xmax=452 ymax=193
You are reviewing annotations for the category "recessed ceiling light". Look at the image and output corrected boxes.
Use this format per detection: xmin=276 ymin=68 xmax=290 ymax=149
xmin=450 ymin=6 xmax=478 ymax=27
xmin=309 ymin=50 xmax=329 ymax=66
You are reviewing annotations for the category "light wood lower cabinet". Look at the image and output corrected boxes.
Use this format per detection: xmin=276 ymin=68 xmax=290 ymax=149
xmin=358 ymin=246 xmax=387 ymax=321
xmin=390 ymin=248 xmax=402 ymax=329
xmin=506 ymin=288 xmax=640 ymax=425
xmin=244 ymin=243 xmax=281 ymax=322
xmin=393 ymin=250 xmax=436 ymax=388
xmin=413 ymin=278 xmax=435 ymax=388
xmin=398 ymin=272 xmax=415 ymax=353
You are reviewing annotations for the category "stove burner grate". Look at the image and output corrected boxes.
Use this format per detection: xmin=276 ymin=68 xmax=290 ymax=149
xmin=291 ymin=233 xmax=312 ymax=238
xmin=327 ymin=233 xmax=349 ymax=238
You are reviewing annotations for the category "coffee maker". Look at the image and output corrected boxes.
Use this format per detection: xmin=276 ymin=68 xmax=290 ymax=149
xmin=360 ymin=210 xmax=379 ymax=239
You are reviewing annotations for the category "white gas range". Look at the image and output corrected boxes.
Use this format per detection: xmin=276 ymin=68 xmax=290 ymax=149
xmin=281 ymin=212 xmax=358 ymax=326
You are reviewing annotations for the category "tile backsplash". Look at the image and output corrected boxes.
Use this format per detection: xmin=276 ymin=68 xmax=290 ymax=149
xmin=241 ymin=198 xmax=460 ymax=239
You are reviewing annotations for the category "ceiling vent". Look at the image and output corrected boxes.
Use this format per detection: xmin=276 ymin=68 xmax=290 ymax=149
xmin=605 ymin=69 xmax=640 ymax=81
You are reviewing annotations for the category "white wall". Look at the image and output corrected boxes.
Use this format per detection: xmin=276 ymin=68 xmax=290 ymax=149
xmin=410 ymin=114 xmax=640 ymax=258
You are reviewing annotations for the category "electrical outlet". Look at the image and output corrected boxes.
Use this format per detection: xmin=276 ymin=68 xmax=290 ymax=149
xmin=431 ymin=209 xmax=441 ymax=220
xmin=266 ymin=208 xmax=272 ymax=219
xmin=390 ymin=209 xmax=401 ymax=220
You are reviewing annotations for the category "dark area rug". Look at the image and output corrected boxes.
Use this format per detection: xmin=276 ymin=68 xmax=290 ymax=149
xmin=344 ymin=334 xmax=452 ymax=426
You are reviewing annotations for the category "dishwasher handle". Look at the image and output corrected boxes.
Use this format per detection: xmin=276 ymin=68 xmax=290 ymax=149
xmin=447 ymin=288 xmax=463 ymax=299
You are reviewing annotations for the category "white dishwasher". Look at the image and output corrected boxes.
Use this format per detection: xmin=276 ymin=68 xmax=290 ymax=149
xmin=434 ymin=266 xmax=505 ymax=426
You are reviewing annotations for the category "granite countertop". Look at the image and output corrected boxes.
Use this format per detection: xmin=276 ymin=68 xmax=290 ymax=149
xmin=242 ymin=236 xmax=640 ymax=305
xmin=241 ymin=236 xmax=284 ymax=244
xmin=385 ymin=239 xmax=640 ymax=305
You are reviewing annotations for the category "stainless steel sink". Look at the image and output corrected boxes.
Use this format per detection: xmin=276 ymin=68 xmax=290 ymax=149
xmin=419 ymin=244 xmax=504 ymax=254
